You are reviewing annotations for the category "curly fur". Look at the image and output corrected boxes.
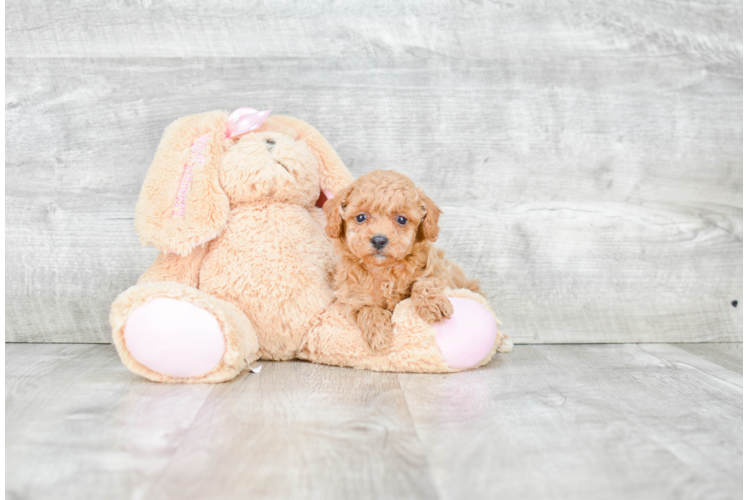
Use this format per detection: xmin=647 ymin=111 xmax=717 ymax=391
xmin=324 ymin=169 xmax=481 ymax=352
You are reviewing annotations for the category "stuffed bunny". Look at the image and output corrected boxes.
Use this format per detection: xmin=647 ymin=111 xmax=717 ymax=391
xmin=110 ymin=109 xmax=511 ymax=383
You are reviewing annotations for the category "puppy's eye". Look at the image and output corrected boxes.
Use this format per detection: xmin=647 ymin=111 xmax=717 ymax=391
xmin=355 ymin=214 xmax=367 ymax=223
xmin=396 ymin=216 xmax=408 ymax=226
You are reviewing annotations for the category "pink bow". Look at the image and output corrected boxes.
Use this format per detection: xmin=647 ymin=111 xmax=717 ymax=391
xmin=225 ymin=107 xmax=272 ymax=138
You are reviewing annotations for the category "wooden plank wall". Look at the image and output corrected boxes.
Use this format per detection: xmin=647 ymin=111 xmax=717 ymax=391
xmin=5 ymin=0 xmax=742 ymax=343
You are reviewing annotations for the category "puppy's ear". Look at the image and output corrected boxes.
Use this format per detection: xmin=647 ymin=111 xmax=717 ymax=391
xmin=417 ymin=189 xmax=442 ymax=242
xmin=324 ymin=183 xmax=355 ymax=239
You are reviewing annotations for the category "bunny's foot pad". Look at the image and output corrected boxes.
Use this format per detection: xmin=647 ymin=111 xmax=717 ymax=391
xmin=433 ymin=297 xmax=498 ymax=369
xmin=124 ymin=297 xmax=225 ymax=378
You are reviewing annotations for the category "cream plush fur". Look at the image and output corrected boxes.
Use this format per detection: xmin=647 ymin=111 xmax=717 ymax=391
xmin=110 ymin=110 xmax=510 ymax=383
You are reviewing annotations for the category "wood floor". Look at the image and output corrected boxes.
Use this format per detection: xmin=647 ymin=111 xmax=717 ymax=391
xmin=6 ymin=343 xmax=742 ymax=500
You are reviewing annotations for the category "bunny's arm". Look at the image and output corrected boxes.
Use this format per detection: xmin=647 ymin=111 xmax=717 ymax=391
xmin=307 ymin=206 xmax=328 ymax=231
xmin=137 ymin=244 xmax=211 ymax=287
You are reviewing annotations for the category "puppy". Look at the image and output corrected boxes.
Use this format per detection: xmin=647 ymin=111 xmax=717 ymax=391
xmin=324 ymin=169 xmax=482 ymax=352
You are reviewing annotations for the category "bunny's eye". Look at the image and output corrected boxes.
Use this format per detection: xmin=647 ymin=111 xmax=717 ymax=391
xmin=396 ymin=216 xmax=408 ymax=226
xmin=356 ymin=214 xmax=367 ymax=223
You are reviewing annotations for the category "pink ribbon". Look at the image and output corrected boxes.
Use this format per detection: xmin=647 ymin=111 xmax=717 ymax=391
xmin=225 ymin=107 xmax=272 ymax=138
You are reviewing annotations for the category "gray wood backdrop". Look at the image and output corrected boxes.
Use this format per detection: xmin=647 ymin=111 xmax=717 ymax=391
xmin=6 ymin=0 xmax=742 ymax=344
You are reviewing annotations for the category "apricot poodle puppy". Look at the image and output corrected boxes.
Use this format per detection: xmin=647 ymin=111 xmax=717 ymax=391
xmin=324 ymin=169 xmax=482 ymax=352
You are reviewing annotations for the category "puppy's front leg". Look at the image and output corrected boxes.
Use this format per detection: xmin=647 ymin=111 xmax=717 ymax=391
xmin=411 ymin=277 xmax=454 ymax=323
xmin=357 ymin=306 xmax=393 ymax=353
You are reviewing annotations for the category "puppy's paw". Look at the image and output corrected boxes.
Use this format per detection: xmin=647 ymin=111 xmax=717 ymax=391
xmin=414 ymin=293 xmax=454 ymax=324
xmin=364 ymin=326 xmax=392 ymax=353
xmin=357 ymin=307 xmax=393 ymax=353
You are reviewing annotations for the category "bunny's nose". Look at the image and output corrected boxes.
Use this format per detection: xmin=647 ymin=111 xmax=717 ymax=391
xmin=370 ymin=235 xmax=388 ymax=250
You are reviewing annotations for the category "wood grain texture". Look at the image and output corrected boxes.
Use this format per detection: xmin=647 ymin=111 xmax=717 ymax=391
xmin=6 ymin=344 xmax=216 ymax=500
xmin=6 ymin=343 xmax=94 ymax=399
xmin=5 ymin=1 xmax=742 ymax=343
xmin=5 ymin=343 xmax=742 ymax=500
xmin=675 ymin=342 xmax=743 ymax=374
xmin=397 ymin=343 xmax=742 ymax=500
xmin=743 ymin=399 xmax=748 ymax=498
xmin=6 ymin=0 xmax=743 ymax=63
xmin=144 ymin=361 xmax=437 ymax=500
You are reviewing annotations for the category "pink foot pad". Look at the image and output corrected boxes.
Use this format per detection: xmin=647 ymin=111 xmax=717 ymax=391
xmin=433 ymin=297 xmax=498 ymax=369
xmin=124 ymin=297 xmax=226 ymax=378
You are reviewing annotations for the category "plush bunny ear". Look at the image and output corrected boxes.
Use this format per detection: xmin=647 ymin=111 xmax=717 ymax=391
xmin=266 ymin=115 xmax=354 ymax=202
xmin=135 ymin=111 xmax=231 ymax=257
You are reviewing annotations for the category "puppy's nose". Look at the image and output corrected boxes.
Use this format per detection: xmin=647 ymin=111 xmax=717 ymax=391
xmin=370 ymin=235 xmax=388 ymax=250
